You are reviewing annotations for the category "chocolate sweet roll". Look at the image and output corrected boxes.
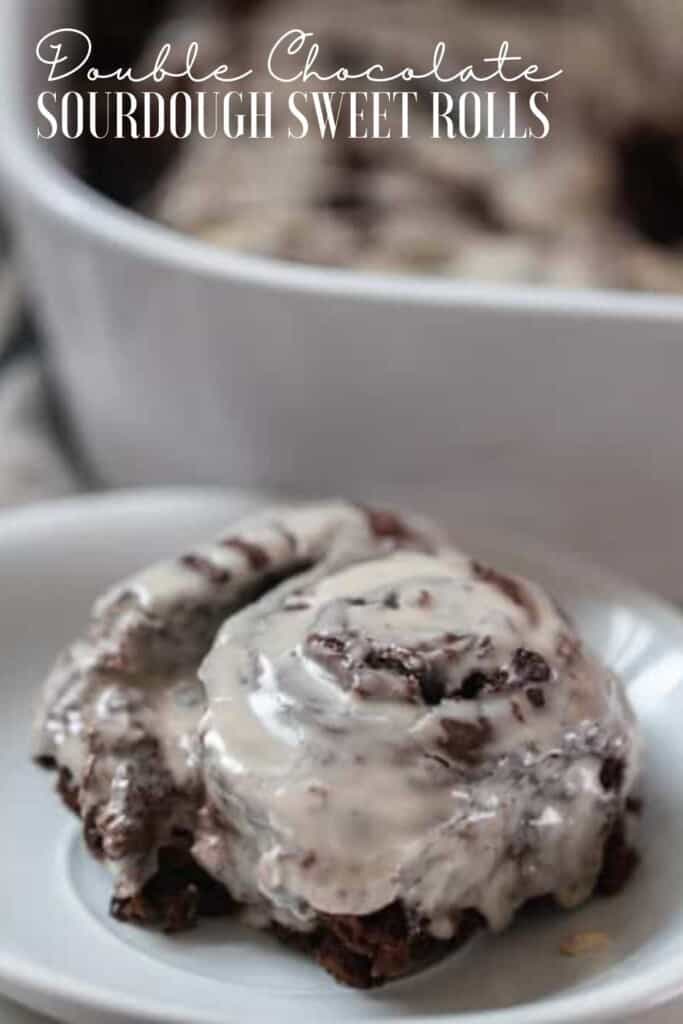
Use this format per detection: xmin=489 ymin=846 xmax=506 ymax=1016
xmin=34 ymin=501 xmax=640 ymax=985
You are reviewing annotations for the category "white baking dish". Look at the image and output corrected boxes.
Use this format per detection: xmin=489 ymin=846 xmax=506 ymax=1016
xmin=1 ymin=0 xmax=683 ymax=596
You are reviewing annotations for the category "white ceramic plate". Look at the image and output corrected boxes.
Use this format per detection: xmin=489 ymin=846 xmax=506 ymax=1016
xmin=1 ymin=489 xmax=683 ymax=1024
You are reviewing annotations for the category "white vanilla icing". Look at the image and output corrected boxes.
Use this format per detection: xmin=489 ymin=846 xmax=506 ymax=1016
xmin=197 ymin=547 xmax=639 ymax=934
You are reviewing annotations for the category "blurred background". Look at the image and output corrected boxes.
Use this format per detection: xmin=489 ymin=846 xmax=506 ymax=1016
xmin=1 ymin=0 xmax=683 ymax=595
xmin=0 ymin=227 xmax=79 ymax=508
xmin=63 ymin=0 xmax=683 ymax=287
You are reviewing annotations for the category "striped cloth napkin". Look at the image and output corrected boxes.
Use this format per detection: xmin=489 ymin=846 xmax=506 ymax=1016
xmin=0 ymin=233 xmax=79 ymax=509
